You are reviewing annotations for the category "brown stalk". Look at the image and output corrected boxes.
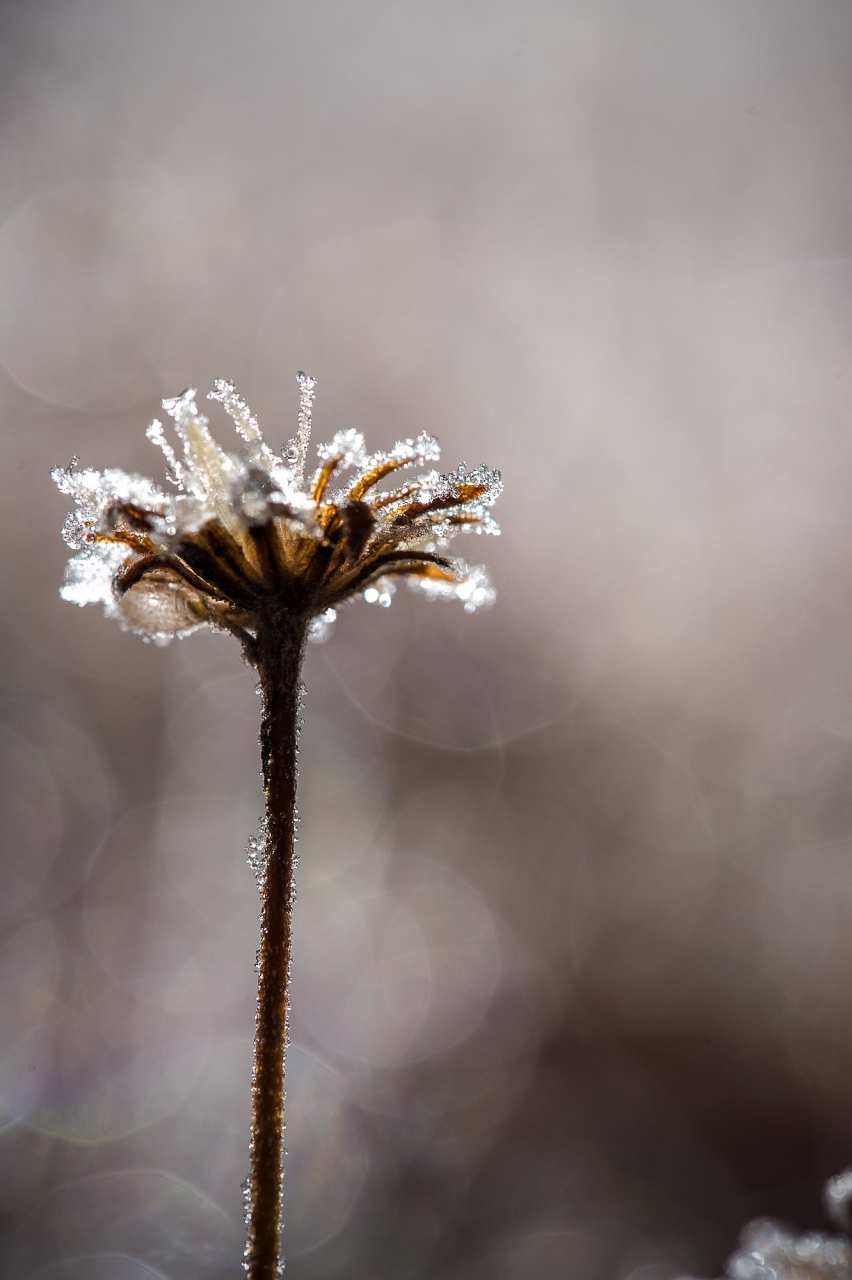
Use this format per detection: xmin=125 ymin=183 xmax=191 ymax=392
xmin=246 ymin=605 xmax=309 ymax=1280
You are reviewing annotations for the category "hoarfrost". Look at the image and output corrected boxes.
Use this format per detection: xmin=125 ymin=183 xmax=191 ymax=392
xmin=407 ymin=562 xmax=496 ymax=613
xmin=284 ymin=370 xmax=316 ymax=476
xmin=316 ymin=428 xmax=368 ymax=471
xmin=59 ymin=542 xmax=128 ymax=611
xmin=53 ymin=372 xmax=501 ymax=641
xmin=246 ymin=820 xmax=269 ymax=889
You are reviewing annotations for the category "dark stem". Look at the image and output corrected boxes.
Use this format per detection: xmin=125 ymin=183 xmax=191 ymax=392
xmin=247 ymin=607 xmax=309 ymax=1280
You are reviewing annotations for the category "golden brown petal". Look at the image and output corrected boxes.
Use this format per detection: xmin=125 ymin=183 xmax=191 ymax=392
xmin=324 ymin=548 xmax=454 ymax=605
xmin=311 ymin=455 xmax=340 ymax=504
xmin=390 ymin=481 xmax=488 ymax=527
xmin=347 ymin=459 xmax=406 ymax=502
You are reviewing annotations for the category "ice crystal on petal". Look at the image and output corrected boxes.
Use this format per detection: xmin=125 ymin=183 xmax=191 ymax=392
xmin=316 ymin=429 xmax=367 ymax=470
xmin=208 ymin=380 xmax=277 ymax=471
xmin=408 ymin=561 xmax=496 ymax=612
xmin=145 ymin=419 xmax=180 ymax=487
xmin=378 ymin=432 xmax=441 ymax=468
xmin=283 ymin=371 xmax=316 ymax=475
xmin=53 ymin=372 xmax=502 ymax=648
xmin=59 ymin=542 xmax=128 ymax=611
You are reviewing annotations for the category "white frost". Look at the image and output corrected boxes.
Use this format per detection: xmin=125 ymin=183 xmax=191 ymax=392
xmin=53 ymin=373 xmax=501 ymax=641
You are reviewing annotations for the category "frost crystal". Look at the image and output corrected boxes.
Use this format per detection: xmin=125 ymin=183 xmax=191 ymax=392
xmin=246 ymin=820 xmax=269 ymax=889
xmin=408 ymin=561 xmax=496 ymax=613
xmin=52 ymin=373 xmax=501 ymax=647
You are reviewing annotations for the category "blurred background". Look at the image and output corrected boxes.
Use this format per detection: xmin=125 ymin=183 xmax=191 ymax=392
xmin=1 ymin=1 xmax=852 ymax=1276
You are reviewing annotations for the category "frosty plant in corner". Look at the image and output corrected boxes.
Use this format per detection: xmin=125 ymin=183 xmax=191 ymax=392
xmin=52 ymin=373 xmax=502 ymax=1280
xmin=679 ymin=1166 xmax=852 ymax=1280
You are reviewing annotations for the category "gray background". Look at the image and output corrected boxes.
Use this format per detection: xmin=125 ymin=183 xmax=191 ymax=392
xmin=1 ymin=2 xmax=852 ymax=1277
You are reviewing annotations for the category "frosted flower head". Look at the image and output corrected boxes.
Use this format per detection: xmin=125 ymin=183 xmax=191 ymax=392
xmin=52 ymin=374 xmax=502 ymax=652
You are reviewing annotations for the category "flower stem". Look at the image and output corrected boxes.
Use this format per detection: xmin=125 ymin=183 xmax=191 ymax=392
xmin=246 ymin=609 xmax=309 ymax=1280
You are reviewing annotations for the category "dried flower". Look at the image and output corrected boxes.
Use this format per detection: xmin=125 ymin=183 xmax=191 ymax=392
xmin=52 ymin=373 xmax=501 ymax=654
xmin=52 ymin=371 xmax=502 ymax=1280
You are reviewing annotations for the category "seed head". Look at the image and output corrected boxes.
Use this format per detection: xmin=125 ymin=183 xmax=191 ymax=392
xmin=52 ymin=374 xmax=502 ymax=654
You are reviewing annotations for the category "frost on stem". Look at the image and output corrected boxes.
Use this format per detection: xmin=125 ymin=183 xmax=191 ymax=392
xmin=246 ymin=819 xmax=269 ymax=890
xmin=51 ymin=374 xmax=502 ymax=649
